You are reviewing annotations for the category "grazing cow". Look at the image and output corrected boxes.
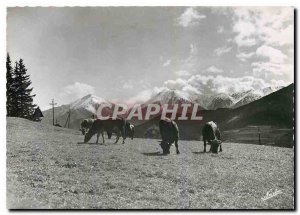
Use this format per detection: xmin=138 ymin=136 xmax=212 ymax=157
xmin=106 ymin=121 xmax=134 ymax=141
xmin=202 ymin=121 xmax=222 ymax=153
xmin=125 ymin=122 xmax=135 ymax=140
xmin=159 ymin=118 xmax=180 ymax=155
xmin=84 ymin=117 xmax=126 ymax=144
xmin=81 ymin=119 xmax=95 ymax=135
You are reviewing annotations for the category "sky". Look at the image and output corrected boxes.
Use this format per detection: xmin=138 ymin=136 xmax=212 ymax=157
xmin=7 ymin=7 xmax=294 ymax=110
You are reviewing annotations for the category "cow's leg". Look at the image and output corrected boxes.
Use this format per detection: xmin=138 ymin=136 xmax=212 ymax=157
xmin=115 ymin=130 xmax=120 ymax=144
xmin=96 ymin=131 xmax=100 ymax=144
xmin=119 ymin=125 xmax=126 ymax=144
xmin=121 ymin=126 xmax=126 ymax=144
xmin=115 ymin=135 xmax=120 ymax=144
xmin=219 ymin=143 xmax=222 ymax=152
xmin=203 ymin=138 xmax=207 ymax=152
xmin=209 ymin=143 xmax=212 ymax=152
xmin=102 ymin=131 xmax=105 ymax=144
xmin=175 ymin=139 xmax=180 ymax=154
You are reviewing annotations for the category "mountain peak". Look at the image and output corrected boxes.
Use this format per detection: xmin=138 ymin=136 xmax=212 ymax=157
xmin=149 ymin=88 xmax=192 ymax=105
xmin=70 ymin=94 xmax=111 ymax=114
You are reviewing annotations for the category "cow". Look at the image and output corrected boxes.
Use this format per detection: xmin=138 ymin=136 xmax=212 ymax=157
xmin=158 ymin=118 xmax=180 ymax=155
xmin=202 ymin=121 xmax=222 ymax=153
xmin=84 ymin=117 xmax=126 ymax=144
xmin=125 ymin=122 xmax=135 ymax=140
xmin=106 ymin=121 xmax=134 ymax=140
xmin=81 ymin=119 xmax=95 ymax=135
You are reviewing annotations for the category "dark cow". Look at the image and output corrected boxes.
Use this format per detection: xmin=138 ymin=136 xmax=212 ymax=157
xmin=125 ymin=122 xmax=135 ymax=140
xmin=202 ymin=121 xmax=222 ymax=153
xmin=84 ymin=117 xmax=126 ymax=144
xmin=107 ymin=121 xmax=134 ymax=140
xmin=159 ymin=118 xmax=180 ymax=155
xmin=81 ymin=119 xmax=95 ymax=135
xmin=107 ymin=122 xmax=134 ymax=140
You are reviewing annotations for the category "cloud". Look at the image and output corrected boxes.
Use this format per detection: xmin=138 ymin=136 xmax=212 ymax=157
xmin=270 ymin=79 xmax=288 ymax=87
xmin=214 ymin=45 xmax=232 ymax=56
xmin=236 ymin=51 xmax=255 ymax=62
xmin=175 ymin=70 xmax=191 ymax=77
xmin=182 ymin=43 xmax=199 ymax=70
xmin=254 ymin=7 xmax=293 ymax=46
xmin=204 ymin=66 xmax=224 ymax=74
xmin=160 ymin=74 xmax=283 ymax=96
xmin=126 ymin=89 xmax=153 ymax=105
xmin=232 ymin=10 xmax=257 ymax=47
xmin=58 ymin=82 xmax=95 ymax=104
xmin=256 ymin=45 xmax=287 ymax=63
xmin=120 ymin=78 xmax=151 ymax=91
xmin=176 ymin=7 xmax=206 ymax=27
xmin=122 ymin=81 xmax=134 ymax=90
xmin=252 ymin=45 xmax=291 ymax=79
xmin=192 ymin=75 xmax=277 ymax=94
xmin=232 ymin=7 xmax=293 ymax=47
xmin=163 ymin=78 xmax=201 ymax=97
xmin=252 ymin=61 xmax=293 ymax=78
xmin=230 ymin=7 xmax=293 ymax=82
xmin=234 ymin=35 xmax=256 ymax=47
xmin=217 ymin=26 xmax=224 ymax=33
xmin=162 ymin=59 xmax=171 ymax=67
xmin=125 ymin=73 xmax=290 ymax=105
xmin=164 ymin=78 xmax=187 ymax=90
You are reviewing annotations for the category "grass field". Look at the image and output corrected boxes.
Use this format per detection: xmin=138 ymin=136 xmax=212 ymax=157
xmin=6 ymin=117 xmax=294 ymax=209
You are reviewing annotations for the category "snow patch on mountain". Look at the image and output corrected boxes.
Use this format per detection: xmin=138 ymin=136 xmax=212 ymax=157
xmin=70 ymin=94 xmax=111 ymax=114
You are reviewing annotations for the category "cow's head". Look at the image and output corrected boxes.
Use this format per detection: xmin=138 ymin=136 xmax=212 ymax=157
xmin=84 ymin=132 xmax=93 ymax=143
xmin=209 ymin=139 xmax=222 ymax=154
xmin=81 ymin=128 xmax=87 ymax=135
xmin=129 ymin=125 xmax=134 ymax=140
xmin=158 ymin=141 xmax=170 ymax=155
xmin=125 ymin=123 xmax=134 ymax=140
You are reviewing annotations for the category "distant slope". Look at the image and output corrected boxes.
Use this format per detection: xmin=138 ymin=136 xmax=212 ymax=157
xmin=220 ymin=83 xmax=293 ymax=130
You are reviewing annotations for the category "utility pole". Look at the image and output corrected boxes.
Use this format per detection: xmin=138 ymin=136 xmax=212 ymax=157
xmin=49 ymin=99 xmax=57 ymax=126
xmin=68 ymin=110 xmax=71 ymax=128
xmin=64 ymin=109 xmax=71 ymax=128
xmin=258 ymin=126 xmax=261 ymax=145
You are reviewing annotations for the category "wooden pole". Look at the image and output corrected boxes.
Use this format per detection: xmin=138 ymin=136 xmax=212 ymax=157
xmin=64 ymin=109 xmax=71 ymax=128
xmin=49 ymin=99 xmax=57 ymax=126
xmin=258 ymin=127 xmax=261 ymax=145
xmin=68 ymin=110 xmax=71 ymax=128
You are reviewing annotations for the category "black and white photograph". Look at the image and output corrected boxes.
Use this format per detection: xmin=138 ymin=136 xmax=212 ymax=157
xmin=6 ymin=5 xmax=294 ymax=209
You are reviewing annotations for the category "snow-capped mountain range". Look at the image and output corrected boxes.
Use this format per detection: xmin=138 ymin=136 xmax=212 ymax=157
xmin=208 ymin=86 xmax=284 ymax=110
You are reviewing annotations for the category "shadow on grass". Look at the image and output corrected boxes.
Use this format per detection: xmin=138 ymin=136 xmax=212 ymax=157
xmin=192 ymin=151 xmax=207 ymax=154
xmin=142 ymin=152 xmax=166 ymax=156
xmin=77 ymin=142 xmax=106 ymax=145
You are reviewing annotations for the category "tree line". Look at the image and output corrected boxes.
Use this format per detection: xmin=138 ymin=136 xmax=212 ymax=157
xmin=6 ymin=53 xmax=37 ymax=119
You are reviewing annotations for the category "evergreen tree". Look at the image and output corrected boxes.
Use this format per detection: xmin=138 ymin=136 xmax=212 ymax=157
xmin=6 ymin=53 xmax=15 ymax=116
xmin=14 ymin=59 xmax=36 ymax=119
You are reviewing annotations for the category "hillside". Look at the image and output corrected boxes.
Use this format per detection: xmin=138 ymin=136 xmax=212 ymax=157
xmin=6 ymin=117 xmax=294 ymax=209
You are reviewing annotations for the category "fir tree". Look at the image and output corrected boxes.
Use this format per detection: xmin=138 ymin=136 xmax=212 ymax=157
xmin=14 ymin=59 xmax=36 ymax=119
xmin=6 ymin=53 xmax=15 ymax=116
